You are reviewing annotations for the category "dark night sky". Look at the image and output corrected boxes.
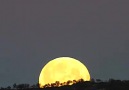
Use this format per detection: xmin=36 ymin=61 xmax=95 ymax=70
xmin=0 ymin=0 xmax=129 ymax=87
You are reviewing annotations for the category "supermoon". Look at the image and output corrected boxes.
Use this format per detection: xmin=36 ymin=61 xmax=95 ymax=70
xmin=39 ymin=57 xmax=90 ymax=88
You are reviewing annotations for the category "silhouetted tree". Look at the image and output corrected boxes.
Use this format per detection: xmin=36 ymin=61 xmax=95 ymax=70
xmin=55 ymin=81 xmax=60 ymax=87
xmin=7 ymin=86 xmax=11 ymax=90
xmin=0 ymin=87 xmax=5 ymax=90
xmin=13 ymin=83 xmax=17 ymax=89
xmin=16 ymin=84 xmax=29 ymax=89
xmin=67 ymin=80 xmax=72 ymax=85
xmin=96 ymin=79 xmax=102 ymax=83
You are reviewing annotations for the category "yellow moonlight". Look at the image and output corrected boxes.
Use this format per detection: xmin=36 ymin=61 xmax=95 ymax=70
xmin=39 ymin=57 xmax=90 ymax=88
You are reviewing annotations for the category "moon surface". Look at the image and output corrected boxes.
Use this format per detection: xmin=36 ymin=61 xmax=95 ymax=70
xmin=39 ymin=57 xmax=90 ymax=88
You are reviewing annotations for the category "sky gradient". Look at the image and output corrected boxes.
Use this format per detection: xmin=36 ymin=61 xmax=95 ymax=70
xmin=0 ymin=0 xmax=129 ymax=87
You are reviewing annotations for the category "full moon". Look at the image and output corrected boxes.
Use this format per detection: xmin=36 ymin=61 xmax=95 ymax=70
xmin=39 ymin=57 xmax=90 ymax=88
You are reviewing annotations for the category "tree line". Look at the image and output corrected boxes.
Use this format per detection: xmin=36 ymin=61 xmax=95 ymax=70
xmin=0 ymin=83 xmax=39 ymax=90
xmin=1 ymin=79 xmax=129 ymax=90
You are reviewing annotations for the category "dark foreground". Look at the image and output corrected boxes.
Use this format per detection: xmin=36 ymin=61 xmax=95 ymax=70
xmin=1 ymin=79 xmax=129 ymax=90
